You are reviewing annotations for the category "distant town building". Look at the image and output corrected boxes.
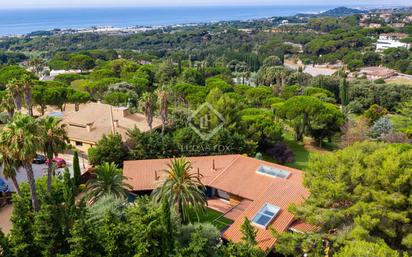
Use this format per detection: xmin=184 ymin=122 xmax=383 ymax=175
xmin=238 ymin=28 xmax=253 ymax=34
xmin=284 ymin=42 xmax=303 ymax=53
xmin=390 ymin=23 xmax=405 ymax=28
xmin=376 ymin=33 xmax=410 ymax=52
xmin=41 ymin=69 xmax=82 ymax=81
xmin=359 ymin=66 xmax=397 ymax=80
xmin=379 ymin=13 xmax=392 ymax=22
xmin=138 ymin=60 xmax=152 ymax=65
xmin=404 ymin=15 xmax=412 ymax=23
xmin=368 ymin=23 xmax=382 ymax=28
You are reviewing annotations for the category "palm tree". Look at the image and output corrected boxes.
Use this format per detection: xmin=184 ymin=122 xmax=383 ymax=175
xmin=38 ymin=116 xmax=69 ymax=193
xmin=152 ymin=158 xmax=207 ymax=222
xmin=6 ymin=78 xmax=22 ymax=112
xmin=0 ymin=90 xmax=15 ymax=119
xmin=20 ymin=74 xmax=34 ymax=117
xmin=139 ymin=92 xmax=156 ymax=130
xmin=0 ymin=151 xmax=22 ymax=196
xmin=0 ymin=113 xmax=42 ymax=211
xmin=156 ymin=86 xmax=169 ymax=134
xmin=85 ymin=162 xmax=132 ymax=204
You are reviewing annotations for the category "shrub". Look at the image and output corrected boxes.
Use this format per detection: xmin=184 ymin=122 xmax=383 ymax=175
xmin=370 ymin=117 xmax=393 ymax=139
xmin=364 ymin=104 xmax=388 ymax=124
xmin=265 ymin=142 xmax=294 ymax=164
xmin=346 ymin=100 xmax=363 ymax=114
xmin=374 ymin=78 xmax=386 ymax=84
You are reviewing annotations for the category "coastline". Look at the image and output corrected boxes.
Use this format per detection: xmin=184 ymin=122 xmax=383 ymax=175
xmin=0 ymin=5 xmax=348 ymax=37
xmin=0 ymin=4 xmax=409 ymax=37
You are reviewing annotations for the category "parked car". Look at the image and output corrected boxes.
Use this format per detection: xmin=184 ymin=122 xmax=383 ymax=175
xmin=45 ymin=157 xmax=66 ymax=168
xmin=32 ymin=154 xmax=47 ymax=164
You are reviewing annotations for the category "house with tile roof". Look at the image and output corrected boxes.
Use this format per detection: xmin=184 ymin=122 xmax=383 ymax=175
xmin=123 ymin=154 xmax=314 ymax=254
xmin=47 ymin=102 xmax=162 ymax=153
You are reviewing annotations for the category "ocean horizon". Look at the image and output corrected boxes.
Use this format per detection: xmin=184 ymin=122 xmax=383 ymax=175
xmin=0 ymin=5 xmax=373 ymax=36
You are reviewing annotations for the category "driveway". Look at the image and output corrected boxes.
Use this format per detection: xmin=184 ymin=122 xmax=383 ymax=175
xmin=0 ymin=204 xmax=13 ymax=234
xmin=0 ymin=163 xmax=48 ymax=192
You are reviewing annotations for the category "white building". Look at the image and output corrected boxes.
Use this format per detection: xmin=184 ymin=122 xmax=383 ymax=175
xmin=376 ymin=33 xmax=410 ymax=52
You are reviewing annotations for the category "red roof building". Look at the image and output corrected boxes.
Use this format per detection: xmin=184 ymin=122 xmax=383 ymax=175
xmin=123 ymin=154 xmax=314 ymax=254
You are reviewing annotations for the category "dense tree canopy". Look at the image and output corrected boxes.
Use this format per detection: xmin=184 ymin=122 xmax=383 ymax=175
xmin=279 ymin=142 xmax=412 ymax=255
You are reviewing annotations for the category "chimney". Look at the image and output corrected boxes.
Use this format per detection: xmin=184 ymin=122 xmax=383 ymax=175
xmin=212 ymin=159 xmax=215 ymax=170
xmin=113 ymin=106 xmax=130 ymax=118
xmin=155 ymin=170 xmax=159 ymax=181
xmin=197 ymin=168 xmax=200 ymax=177
xmin=86 ymin=122 xmax=93 ymax=132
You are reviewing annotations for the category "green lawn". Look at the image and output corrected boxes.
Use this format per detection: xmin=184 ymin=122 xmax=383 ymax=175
xmin=263 ymin=132 xmax=337 ymax=171
xmin=277 ymin=132 xmax=311 ymax=170
xmin=187 ymin=207 xmax=233 ymax=230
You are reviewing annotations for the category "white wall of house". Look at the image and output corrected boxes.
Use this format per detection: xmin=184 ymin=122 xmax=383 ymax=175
xmin=376 ymin=36 xmax=410 ymax=52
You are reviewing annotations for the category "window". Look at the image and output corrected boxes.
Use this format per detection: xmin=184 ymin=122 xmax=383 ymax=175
xmin=75 ymin=141 xmax=83 ymax=147
xmin=256 ymin=165 xmax=290 ymax=179
xmin=216 ymin=189 xmax=230 ymax=201
xmin=252 ymin=203 xmax=280 ymax=228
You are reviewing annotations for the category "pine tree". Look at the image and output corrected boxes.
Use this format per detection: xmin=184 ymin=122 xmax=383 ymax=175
xmin=72 ymin=151 xmax=81 ymax=189
xmin=240 ymin=217 xmax=257 ymax=246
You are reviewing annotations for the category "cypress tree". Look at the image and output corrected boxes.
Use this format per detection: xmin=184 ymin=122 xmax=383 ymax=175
xmin=66 ymin=217 xmax=102 ymax=257
xmin=33 ymin=199 xmax=63 ymax=257
xmin=160 ymin=199 xmax=174 ymax=255
xmin=339 ymin=77 xmax=349 ymax=106
xmin=8 ymin=192 xmax=37 ymax=257
xmin=72 ymin=151 xmax=81 ymax=189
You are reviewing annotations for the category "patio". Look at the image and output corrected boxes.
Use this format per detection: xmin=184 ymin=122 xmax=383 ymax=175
xmin=207 ymin=197 xmax=252 ymax=221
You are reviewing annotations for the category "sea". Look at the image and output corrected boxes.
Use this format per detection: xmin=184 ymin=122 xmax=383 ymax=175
xmin=0 ymin=5 xmax=368 ymax=36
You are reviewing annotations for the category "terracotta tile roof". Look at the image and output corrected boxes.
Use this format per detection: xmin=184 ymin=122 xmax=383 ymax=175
xmin=208 ymin=156 xmax=304 ymax=200
xmin=123 ymin=155 xmax=239 ymax=191
xmin=360 ymin=66 xmax=397 ymax=77
xmin=123 ymin=154 xmax=310 ymax=252
xmin=222 ymin=180 xmax=309 ymax=252
xmin=52 ymin=102 xmax=162 ymax=144
xmin=289 ymin=220 xmax=317 ymax=233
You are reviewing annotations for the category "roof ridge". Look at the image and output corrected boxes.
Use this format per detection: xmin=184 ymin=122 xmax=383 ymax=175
xmin=207 ymin=154 xmax=242 ymax=186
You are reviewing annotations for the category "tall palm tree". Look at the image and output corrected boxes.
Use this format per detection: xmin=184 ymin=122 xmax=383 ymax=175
xmin=152 ymin=158 xmax=207 ymax=222
xmin=0 ymin=113 xmax=42 ymax=211
xmin=85 ymin=162 xmax=132 ymax=204
xmin=38 ymin=116 xmax=69 ymax=193
xmin=6 ymin=78 xmax=22 ymax=112
xmin=156 ymin=86 xmax=169 ymax=134
xmin=0 ymin=90 xmax=15 ymax=119
xmin=139 ymin=92 xmax=156 ymax=130
xmin=0 ymin=151 xmax=22 ymax=196
xmin=20 ymin=74 xmax=34 ymax=117
xmin=267 ymin=66 xmax=287 ymax=96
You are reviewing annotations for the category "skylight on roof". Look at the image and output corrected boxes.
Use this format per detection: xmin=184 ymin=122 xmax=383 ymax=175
xmin=252 ymin=203 xmax=280 ymax=228
xmin=256 ymin=165 xmax=290 ymax=179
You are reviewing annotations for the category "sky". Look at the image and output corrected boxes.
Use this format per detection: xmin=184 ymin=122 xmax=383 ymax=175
xmin=0 ymin=0 xmax=410 ymax=9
